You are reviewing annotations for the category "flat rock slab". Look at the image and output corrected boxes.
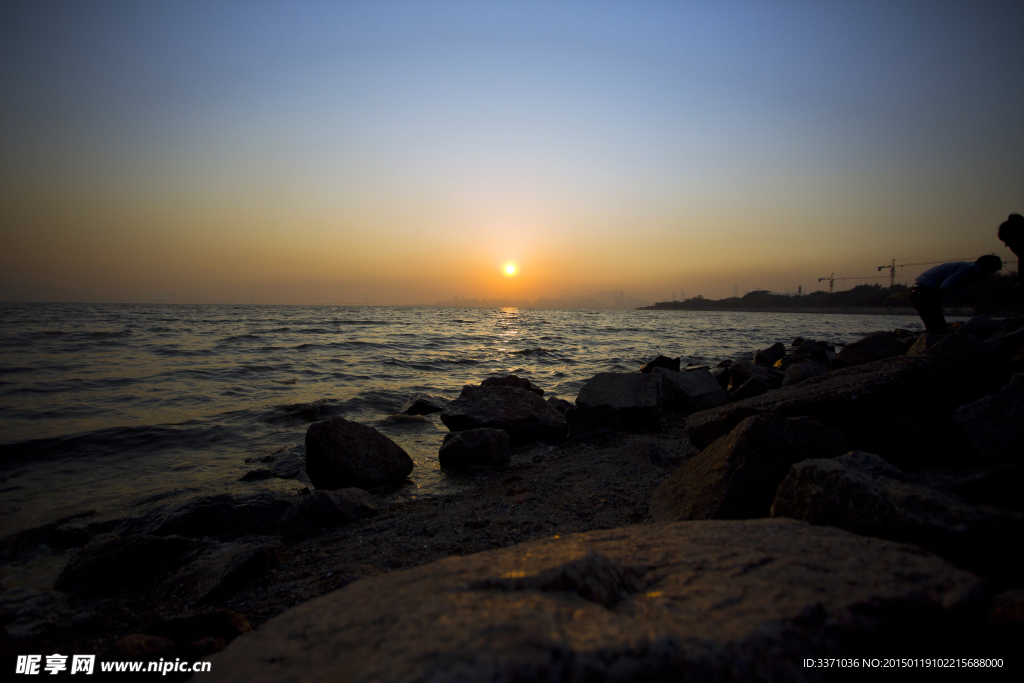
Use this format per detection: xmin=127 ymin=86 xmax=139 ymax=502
xmin=771 ymin=451 xmax=1024 ymax=582
xmin=210 ymin=519 xmax=988 ymax=683
xmin=441 ymin=385 xmax=567 ymax=444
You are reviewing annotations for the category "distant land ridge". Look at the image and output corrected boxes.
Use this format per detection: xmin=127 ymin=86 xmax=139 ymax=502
xmin=641 ymin=276 xmax=1018 ymax=315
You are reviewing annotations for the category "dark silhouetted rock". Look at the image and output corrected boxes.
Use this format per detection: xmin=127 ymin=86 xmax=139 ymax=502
xmin=399 ymin=393 xmax=447 ymax=415
xmin=958 ymin=315 xmax=1010 ymax=340
xmin=728 ymin=376 xmax=770 ymax=401
xmin=546 ymin=396 xmax=574 ymax=414
xmin=305 ymin=417 xmax=414 ymax=490
xmin=626 ymin=439 xmax=685 ymax=469
xmin=441 ymin=385 xmax=566 ymax=444
xmin=684 ymin=354 xmax=992 ymax=470
xmin=481 ymin=375 xmax=544 ymax=396
xmin=279 ymin=489 xmax=379 ymax=540
xmin=145 ymin=609 xmax=252 ymax=644
xmin=791 ymin=336 xmax=805 ymax=347
xmin=190 ymin=544 xmax=280 ymax=602
xmin=650 ymin=414 xmax=847 ymax=522
xmin=831 ymin=331 xmax=907 ymax=370
xmin=652 ymin=367 xmax=728 ymax=415
xmin=906 ymin=332 xmax=948 ymax=355
xmin=781 ymin=359 xmax=829 ymax=386
xmin=55 ymin=534 xmax=200 ymax=596
xmin=774 ymin=339 xmax=831 ymax=372
xmin=726 ymin=359 xmax=777 ymax=389
xmin=709 ymin=365 xmax=730 ymax=389
xmin=239 ymin=469 xmax=276 ymax=482
xmin=952 ymin=373 xmax=1024 ymax=464
xmin=565 ymin=405 xmax=621 ymax=439
xmin=638 ymin=354 xmax=680 ymax=373
xmin=439 ymin=428 xmax=511 ymax=470
xmin=209 ymin=519 xmax=989 ymax=683
xmin=910 ymin=462 xmax=1024 ymax=512
xmin=753 ymin=342 xmax=786 ymax=367
xmin=574 ymin=372 xmax=662 ymax=430
xmin=771 ymin=451 xmax=1024 ymax=582
xmin=133 ymin=491 xmax=298 ymax=538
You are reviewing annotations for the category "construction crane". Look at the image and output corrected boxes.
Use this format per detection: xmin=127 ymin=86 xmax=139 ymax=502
xmin=877 ymin=258 xmax=975 ymax=289
xmin=817 ymin=273 xmax=889 ymax=293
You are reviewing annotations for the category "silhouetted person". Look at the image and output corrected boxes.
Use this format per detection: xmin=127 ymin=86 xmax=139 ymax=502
xmin=998 ymin=213 xmax=1023 ymax=297
xmin=910 ymin=255 xmax=1002 ymax=334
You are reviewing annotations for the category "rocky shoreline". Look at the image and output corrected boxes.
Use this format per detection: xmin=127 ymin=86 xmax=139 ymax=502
xmin=3 ymin=316 xmax=1023 ymax=679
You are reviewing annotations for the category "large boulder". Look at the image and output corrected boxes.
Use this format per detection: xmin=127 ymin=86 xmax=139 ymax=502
xmin=774 ymin=339 xmax=831 ymax=372
xmin=441 ymin=385 xmax=567 ymax=444
xmin=753 ymin=342 xmax=786 ymax=367
xmin=952 ymin=373 xmax=1024 ymax=464
xmin=771 ymin=451 xmax=1024 ymax=582
xmin=574 ymin=372 xmax=662 ymax=429
xmin=55 ymin=534 xmax=200 ymax=597
xmin=781 ymin=359 xmax=829 ymax=386
xmin=438 ymin=428 xmax=511 ymax=470
xmin=208 ymin=519 xmax=990 ymax=683
xmin=726 ymin=359 xmax=780 ymax=389
xmin=684 ymin=354 xmax=992 ymax=471
xmin=279 ymin=489 xmax=379 ymax=540
xmin=638 ymin=354 xmax=680 ymax=373
xmin=830 ymin=331 xmax=907 ymax=370
xmin=650 ymin=414 xmax=847 ymax=522
xmin=651 ymin=367 xmax=728 ymax=415
xmin=480 ymin=375 xmax=544 ymax=396
xmin=727 ymin=376 xmax=770 ymax=401
xmin=305 ymin=417 xmax=414 ymax=490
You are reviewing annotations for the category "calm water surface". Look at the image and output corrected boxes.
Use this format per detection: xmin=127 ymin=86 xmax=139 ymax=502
xmin=0 ymin=303 xmax=943 ymax=537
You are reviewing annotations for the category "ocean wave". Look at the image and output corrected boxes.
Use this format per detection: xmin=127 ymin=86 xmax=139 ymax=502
xmin=0 ymin=423 xmax=244 ymax=464
xmin=261 ymin=399 xmax=348 ymax=424
xmin=509 ymin=348 xmax=550 ymax=355
xmin=219 ymin=334 xmax=262 ymax=343
xmin=86 ymin=329 xmax=133 ymax=337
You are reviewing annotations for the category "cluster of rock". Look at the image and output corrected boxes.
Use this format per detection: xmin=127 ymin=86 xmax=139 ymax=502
xmin=652 ymin=316 xmax=1024 ymax=586
xmin=203 ymin=316 xmax=1024 ymax=680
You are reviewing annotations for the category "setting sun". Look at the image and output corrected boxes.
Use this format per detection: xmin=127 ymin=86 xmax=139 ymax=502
xmin=504 ymin=264 xmax=516 ymax=276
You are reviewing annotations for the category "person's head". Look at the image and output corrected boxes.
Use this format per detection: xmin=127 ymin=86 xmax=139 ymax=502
xmin=975 ymin=254 xmax=1002 ymax=276
xmin=998 ymin=213 xmax=1024 ymax=250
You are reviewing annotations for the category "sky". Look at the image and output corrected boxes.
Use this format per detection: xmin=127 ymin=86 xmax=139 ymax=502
xmin=1 ymin=0 xmax=1022 ymax=304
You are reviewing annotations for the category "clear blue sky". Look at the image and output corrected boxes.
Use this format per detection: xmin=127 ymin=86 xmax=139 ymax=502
xmin=2 ymin=1 xmax=1021 ymax=303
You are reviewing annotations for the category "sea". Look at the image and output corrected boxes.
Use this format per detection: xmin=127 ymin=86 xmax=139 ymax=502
xmin=0 ymin=303 xmax=951 ymax=540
